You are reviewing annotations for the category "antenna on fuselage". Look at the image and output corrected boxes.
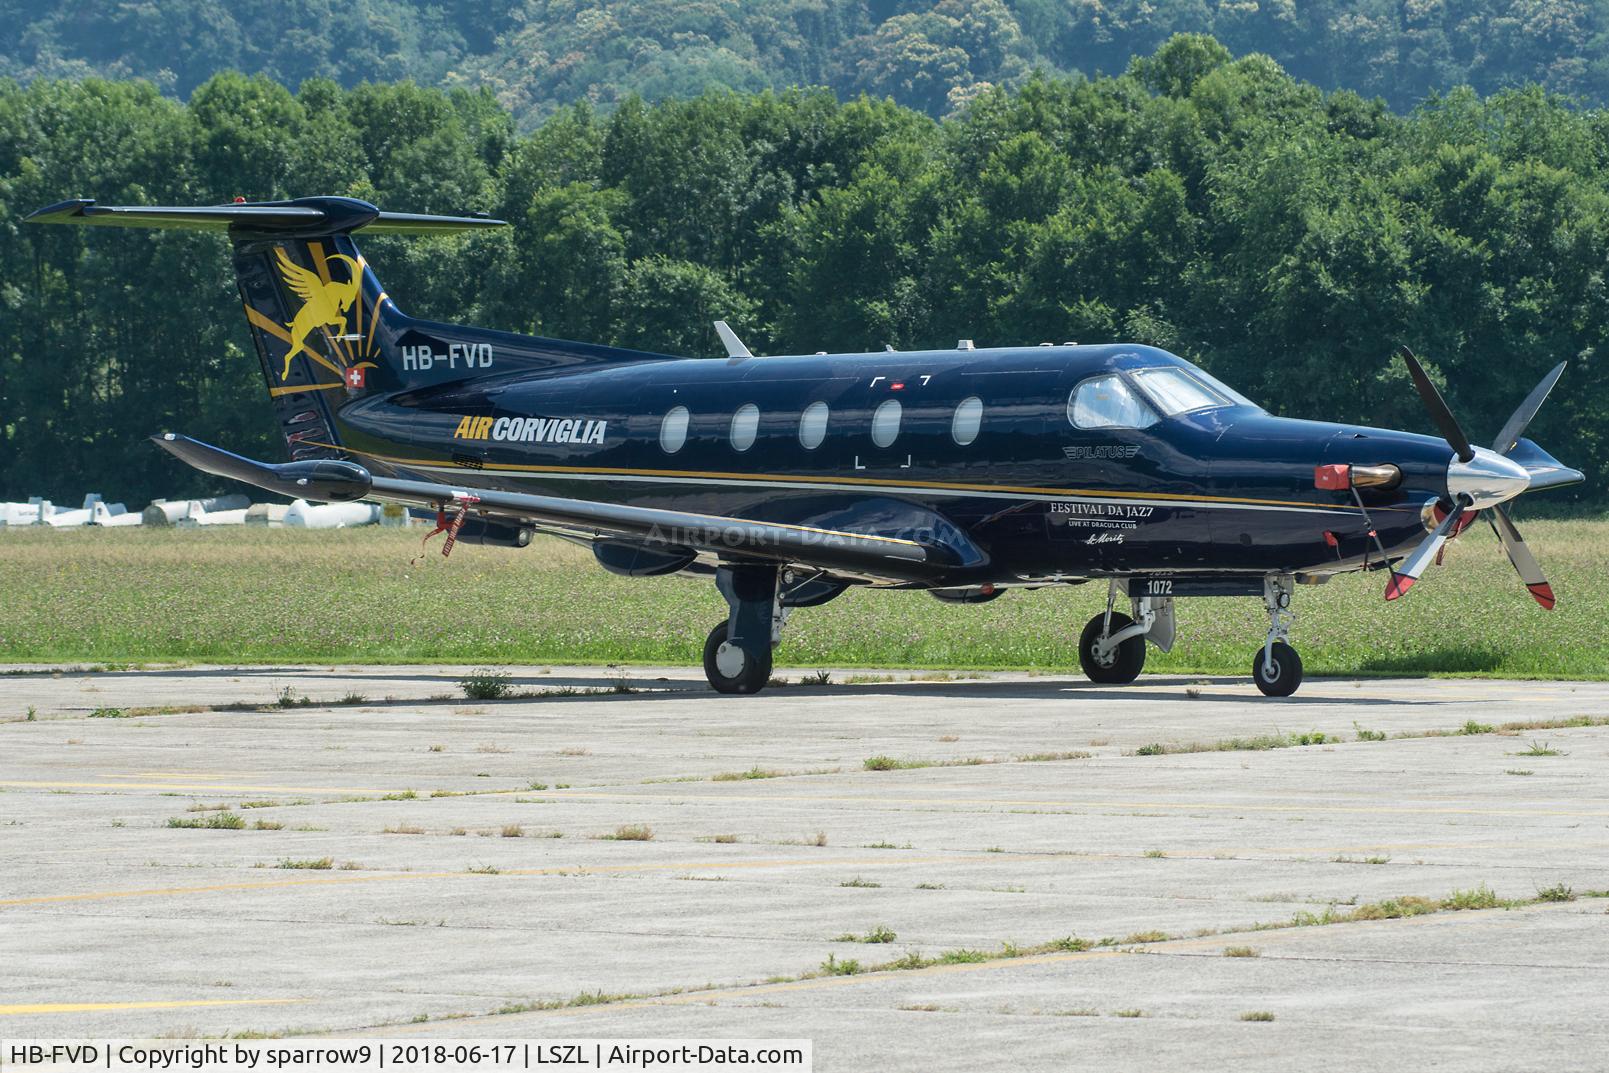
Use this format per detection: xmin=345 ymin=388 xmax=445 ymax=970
xmin=713 ymin=320 xmax=754 ymax=359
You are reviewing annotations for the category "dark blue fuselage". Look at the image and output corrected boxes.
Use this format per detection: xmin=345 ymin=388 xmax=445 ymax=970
xmin=334 ymin=315 xmax=1453 ymax=586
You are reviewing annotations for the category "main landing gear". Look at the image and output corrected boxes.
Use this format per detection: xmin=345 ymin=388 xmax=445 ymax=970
xmin=701 ymin=564 xmax=847 ymax=694
xmin=1078 ymin=575 xmax=1306 ymax=697
xmin=1078 ymin=582 xmax=1177 ymax=685
xmin=703 ymin=563 xmax=782 ymax=694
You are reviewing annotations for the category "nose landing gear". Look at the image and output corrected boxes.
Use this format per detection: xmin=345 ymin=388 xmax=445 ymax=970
xmin=1253 ymin=575 xmax=1303 ymax=697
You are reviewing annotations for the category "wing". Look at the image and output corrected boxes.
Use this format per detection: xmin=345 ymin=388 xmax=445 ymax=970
xmin=274 ymin=247 xmax=324 ymax=304
xmin=153 ymin=434 xmax=979 ymax=582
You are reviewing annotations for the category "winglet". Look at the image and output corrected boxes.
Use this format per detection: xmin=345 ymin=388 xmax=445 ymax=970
xmin=714 ymin=321 xmax=754 ymax=359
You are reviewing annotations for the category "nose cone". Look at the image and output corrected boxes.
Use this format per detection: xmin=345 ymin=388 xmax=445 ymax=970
xmin=1447 ymin=446 xmax=1531 ymax=508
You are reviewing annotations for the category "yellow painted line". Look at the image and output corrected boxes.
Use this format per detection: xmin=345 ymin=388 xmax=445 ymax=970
xmin=118 ymin=771 xmax=270 ymax=779
xmin=96 ymin=771 xmax=262 ymax=780
xmin=0 ymin=853 xmax=1043 ymax=909
xmin=525 ymin=787 xmax=1609 ymax=820
xmin=0 ymin=780 xmax=384 ymax=794
xmin=1212 ymin=839 xmax=1609 ymax=856
xmin=0 ymin=999 xmax=302 ymax=1016
xmin=496 ymin=852 xmax=1017 ymax=878
xmin=0 ymin=874 xmax=447 ymax=908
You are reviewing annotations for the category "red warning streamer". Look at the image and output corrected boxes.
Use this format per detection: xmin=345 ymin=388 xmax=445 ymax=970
xmin=410 ymin=494 xmax=481 ymax=565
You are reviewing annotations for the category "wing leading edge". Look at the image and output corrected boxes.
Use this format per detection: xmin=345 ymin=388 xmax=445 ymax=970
xmin=153 ymin=434 xmax=962 ymax=581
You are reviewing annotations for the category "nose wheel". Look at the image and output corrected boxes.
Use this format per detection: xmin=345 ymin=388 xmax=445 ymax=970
xmin=1252 ymin=640 xmax=1302 ymax=697
xmin=1253 ymin=575 xmax=1303 ymax=696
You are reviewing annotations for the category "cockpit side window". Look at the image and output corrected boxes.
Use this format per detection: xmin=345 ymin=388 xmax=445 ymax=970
xmin=1186 ymin=366 xmax=1258 ymax=410
xmin=1068 ymin=374 xmax=1159 ymax=430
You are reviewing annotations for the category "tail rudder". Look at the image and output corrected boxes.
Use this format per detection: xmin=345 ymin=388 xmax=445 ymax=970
xmin=233 ymin=228 xmax=393 ymax=460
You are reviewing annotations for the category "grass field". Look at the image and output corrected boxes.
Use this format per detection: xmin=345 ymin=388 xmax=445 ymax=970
xmin=0 ymin=520 xmax=1605 ymax=678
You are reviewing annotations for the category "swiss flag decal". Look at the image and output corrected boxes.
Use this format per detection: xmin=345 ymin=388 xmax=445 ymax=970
xmin=345 ymin=366 xmax=366 ymax=389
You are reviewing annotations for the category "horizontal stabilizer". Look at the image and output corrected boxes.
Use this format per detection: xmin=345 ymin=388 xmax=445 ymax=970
xmin=26 ymin=197 xmax=505 ymax=236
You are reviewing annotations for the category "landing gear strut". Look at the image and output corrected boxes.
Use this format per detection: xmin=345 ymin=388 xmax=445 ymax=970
xmin=703 ymin=563 xmax=783 ymax=694
xmin=1253 ymin=575 xmax=1303 ymax=697
xmin=1078 ymin=582 xmax=1176 ymax=685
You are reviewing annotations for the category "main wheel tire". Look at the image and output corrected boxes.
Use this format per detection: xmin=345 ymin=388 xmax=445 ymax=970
xmin=1252 ymin=641 xmax=1303 ymax=697
xmin=702 ymin=621 xmax=773 ymax=695
xmin=1078 ymin=612 xmax=1146 ymax=684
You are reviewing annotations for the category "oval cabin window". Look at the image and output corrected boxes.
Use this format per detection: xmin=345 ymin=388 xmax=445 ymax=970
xmin=870 ymin=398 xmax=903 ymax=448
xmin=799 ymin=401 xmax=829 ymax=449
xmin=730 ymin=403 xmax=759 ymax=452
xmin=660 ymin=406 xmax=690 ymax=454
xmin=952 ymin=396 xmax=983 ymax=446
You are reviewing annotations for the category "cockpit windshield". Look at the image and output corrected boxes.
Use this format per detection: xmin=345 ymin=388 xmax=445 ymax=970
xmin=1130 ymin=365 xmax=1259 ymax=416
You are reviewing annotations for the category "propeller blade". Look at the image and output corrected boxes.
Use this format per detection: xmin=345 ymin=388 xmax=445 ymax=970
xmin=1396 ymin=345 xmax=1475 ymax=462
xmin=1384 ymin=497 xmax=1469 ymax=601
xmin=1491 ymin=362 xmax=1566 ymax=455
xmin=1489 ymin=505 xmax=1555 ymax=610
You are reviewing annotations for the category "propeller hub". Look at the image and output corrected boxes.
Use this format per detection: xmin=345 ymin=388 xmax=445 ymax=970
xmin=1447 ymin=446 xmax=1531 ymax=509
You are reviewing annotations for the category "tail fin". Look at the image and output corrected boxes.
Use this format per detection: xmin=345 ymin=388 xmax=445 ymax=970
xmin=26 ymin=196 xmax=505 ymax=462
xmin=232 ymin=226 xmax=395 ymax=461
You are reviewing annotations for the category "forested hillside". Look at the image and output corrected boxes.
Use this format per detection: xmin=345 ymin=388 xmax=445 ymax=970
xmin=2 ymin=36 xmax=1604 ymax=505
xmin=7 ymin=0 xmax=1609 ymax=123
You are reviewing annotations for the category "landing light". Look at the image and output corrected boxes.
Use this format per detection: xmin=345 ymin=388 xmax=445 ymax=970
xmin=1314 ymin=463 xmax=1401 ymax=491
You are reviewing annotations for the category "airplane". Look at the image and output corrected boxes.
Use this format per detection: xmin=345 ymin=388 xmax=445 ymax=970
xmin=26 ymin=195 xmax=1585 ymax=697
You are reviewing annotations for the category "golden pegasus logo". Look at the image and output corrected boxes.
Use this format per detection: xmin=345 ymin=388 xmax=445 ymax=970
xmin=274 ymin=247 xmax=361 ymax=380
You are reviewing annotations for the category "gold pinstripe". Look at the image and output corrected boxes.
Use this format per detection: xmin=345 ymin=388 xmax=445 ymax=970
xmin=365 ymin=291 xmax=388 ymax=354
xmin=309 ymin=441 xmax=1369 ymax=513
xmin=268 ymin=382 xmax=344 ymax=398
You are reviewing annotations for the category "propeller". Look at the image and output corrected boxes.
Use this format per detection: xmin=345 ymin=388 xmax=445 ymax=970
xmin=1384 ymin=492 xmax=1471 ymax=601
xmin=1490 ymin=361 xmax=1565 ymax=455
xmin=1489 ymin=504 xmax=1555 ymax=610
xmin=1385 ymin=347 xmax=1561 ymax=609
xmin=1396 ymin=346 xmax=1474 ymax=462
